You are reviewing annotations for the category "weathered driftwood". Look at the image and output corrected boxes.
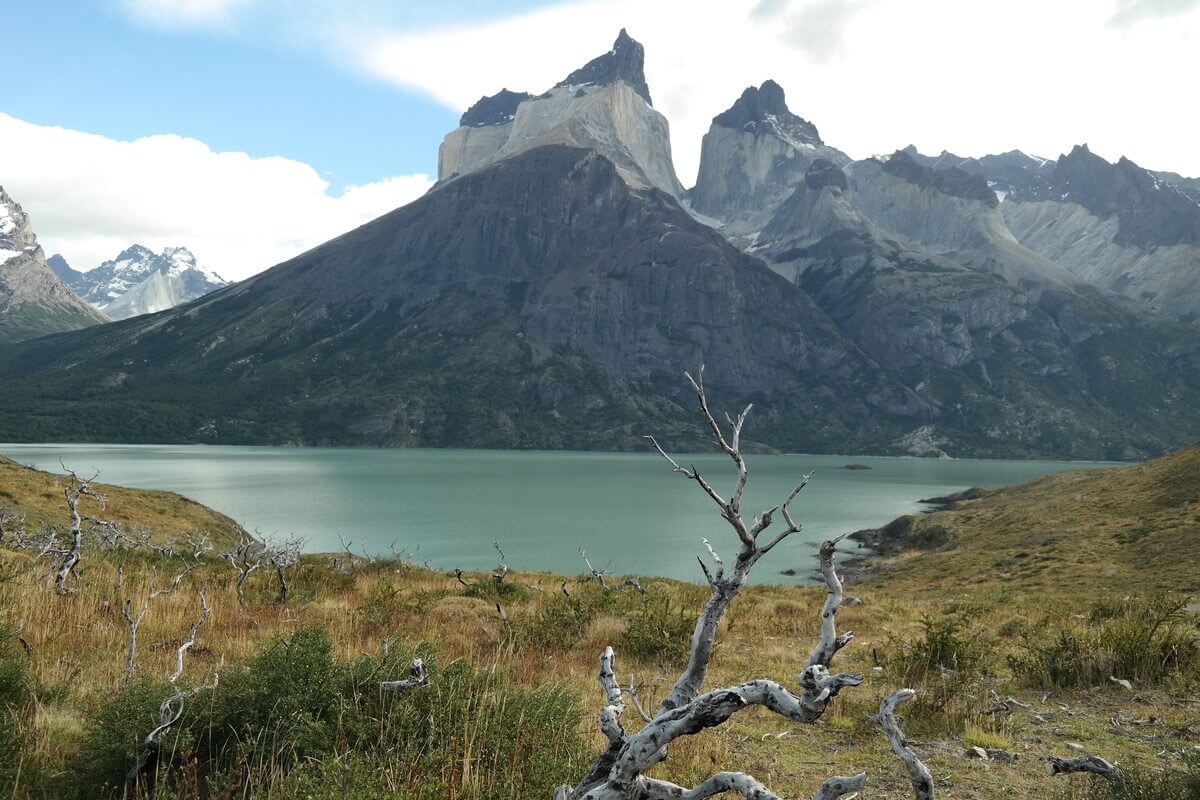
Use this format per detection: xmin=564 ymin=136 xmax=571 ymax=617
xmin=559 ymin=368 xmax=866 ymax=800
xmin=381 ymin=658 xmax=430 ymax=692
xmin=1047 ymin=755 xmax=1122 ymax=780
xmin=876 ymin=689 xmax=934 ymax=800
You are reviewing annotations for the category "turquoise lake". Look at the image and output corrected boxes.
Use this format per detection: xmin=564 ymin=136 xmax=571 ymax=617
xmin=0 ymin=444 xmax=1116 ymax=583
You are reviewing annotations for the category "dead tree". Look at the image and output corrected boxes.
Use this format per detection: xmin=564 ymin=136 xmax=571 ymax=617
xmin=556 ymin=368 xmax=869 ymax=800
xmin=169 ymin=591 xmax=210 ymax=683
xmin=223 ymin=536 xmax=265 ymax=603
xmin=580 ymin=548 xmax=645 ymax=595
xmin=125 ymin=674 xmax=219 ymax=795
xmin=54 ymin=467 xmax=107 ymax=594
xmin=121 ymin=596 xmax=150 ymax=682
xmin=265 ymin=536 xmax=303 ymax=604
xmin=0 ymin=507 xmax=22 ymax=545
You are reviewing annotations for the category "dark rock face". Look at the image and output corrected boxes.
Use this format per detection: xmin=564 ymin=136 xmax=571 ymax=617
xmin=47 ymin=254 xmax=85 ymax=289
xmin=713 ymin=80 xmax=821 ymax=144
xmin=0 ymin=145 xmax=924 ymax=452
xmin=555 ymin=28 xmax=652 ymax=105
xmin=1016 ymin=144 xmax=1200 ymax=247
xmin=805 ymin=159 xmax=847 ymax=192
xmin=459 ymin=89 xmax=534 ymax=127
xmin=882 ymin=151 xmax=998 ymax=207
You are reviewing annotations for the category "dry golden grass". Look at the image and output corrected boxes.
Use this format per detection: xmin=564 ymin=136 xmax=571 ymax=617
xmin=858 ymin=443 xmax=1200 ymax=594
xmin=0 ymin=456 xmax=244 ymax=550
xmin=2 ymin=545 xmax=1197 ymax=799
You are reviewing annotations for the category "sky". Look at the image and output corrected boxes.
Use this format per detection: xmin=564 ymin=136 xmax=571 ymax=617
xmin=1 ymin=0 xmax=1198 ymax=280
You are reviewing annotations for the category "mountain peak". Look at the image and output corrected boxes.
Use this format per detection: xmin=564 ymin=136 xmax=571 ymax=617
xmin=882 ymin=150 xmax=998 ymax=207
xmin=554 ymin=28 xmax=652 ymax=105
xmin=460 ymin=88 xmax=534 ymax=127
xmin=712 ymin=80 xmax=822 ymax=146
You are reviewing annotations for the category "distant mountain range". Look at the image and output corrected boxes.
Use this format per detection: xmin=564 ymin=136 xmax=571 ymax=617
xmin=1 ymin=30 xmax=1198 ymax=460
xmin=49 ymin=245 xmax=227 ymax=320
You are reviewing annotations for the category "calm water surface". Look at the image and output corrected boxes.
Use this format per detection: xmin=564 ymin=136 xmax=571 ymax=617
xmin=0 ymin=444 xmax=1115 ymax=583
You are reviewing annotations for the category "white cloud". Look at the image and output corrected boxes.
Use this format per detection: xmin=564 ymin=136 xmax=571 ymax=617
xmin=0 ymin=113 xmax=432 ymax=280
xmin=351 ymin=0 xmax=1200 ymax=184
xmin=118 ymin=0 xmax=254 ymax=29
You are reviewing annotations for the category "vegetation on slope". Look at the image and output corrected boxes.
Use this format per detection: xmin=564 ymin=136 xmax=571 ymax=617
xmin=0 ymin=442 xmax=1197 ymax=798
xmin=852 ymin=442 xmax=1200 ymax=594
xmin=0 ymin=456 xmax=244 ymax=550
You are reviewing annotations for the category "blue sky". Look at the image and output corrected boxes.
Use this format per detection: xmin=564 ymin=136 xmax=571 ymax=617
xmin=2 ymin=0 xmax=1197 ymax=279
xmin=3 ymin=1 xmax=568 ymax=188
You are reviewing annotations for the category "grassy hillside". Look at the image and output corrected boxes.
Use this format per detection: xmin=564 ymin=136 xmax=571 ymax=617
xmin=853 ymin=443 xmax=1200 ymax=594
xmin=0 ymin=453 xmax=1197 ymax=798
xmin=0 ymin=456 xmax=245 ymax=550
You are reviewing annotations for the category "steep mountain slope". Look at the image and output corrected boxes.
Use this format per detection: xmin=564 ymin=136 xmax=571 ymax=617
xmin=1002 ymin=145 xmax=1200 ymax=321
xmin=755 ymin=156 xmax=1200 ymax=460
xmin=58 ymin=245 xmax=227 ymax=319
xmin=0 ymin=186 xmax=108 ymax=342
xmin=437 ymin=30 xmax=683 ymax=196
xmin=687 ymin=80 xmax=849 ymax=238
xmin=0 ymin=146 xmax=924 ymax=451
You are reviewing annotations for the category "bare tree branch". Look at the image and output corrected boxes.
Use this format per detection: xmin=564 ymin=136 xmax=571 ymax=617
xmin=876 ymin=689 xmax=934 ymax=800
xmin=381 ymin=658 xmax=430 ymax=692
xmin=169 ymin=591 xmax=210 ymax=683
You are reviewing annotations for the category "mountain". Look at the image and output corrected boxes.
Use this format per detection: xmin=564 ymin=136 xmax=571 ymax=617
xmin=0 ymin=145 xmax=926 ymax=450
xmin=0 ymin=186 xmax=108 ymax=342
xmin=59 ymin=244 xmax=228 ymax=320
xmin=1001 ymin=145 xmax=1200 ymax=321
xmin=690 ymin=86 xmax=1200 ymax=459
xmin=899 ymin=146 xmax=1054 ymax=200
xmin=437 ymin=29 xmax=683 ymax=197
xmin=687 ymin=80 xmax=850 ymax=238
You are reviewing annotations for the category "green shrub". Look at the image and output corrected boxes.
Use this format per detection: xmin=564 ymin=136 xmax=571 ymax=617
xmin=72 ymin=676 xmax=173 ymax=798
xmin=618 ymin=595 xmax=697 ymax=668
xmin=462 ymin=578 xmax=531 ymax=603
xmin=1011 ymin=594 xmax=1199 ymax=689
xmin=0 ymin=619 xmax=32 ymax=793
xmin=1055 ymin=750 xmax=1200 ymax=799
xmin=889 ymin=613 xmax=991 ymax=683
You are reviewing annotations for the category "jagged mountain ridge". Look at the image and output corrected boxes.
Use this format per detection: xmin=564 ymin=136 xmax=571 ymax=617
xmin=437 ymin=29 xmax=683 ymax=197
xmin=4 ymin=38 xmax=1200 ymax=460
xmin=0 ymin=186 xmax=108 ymax=342
xmin=53 ymin=245 xmax=228 ymax=320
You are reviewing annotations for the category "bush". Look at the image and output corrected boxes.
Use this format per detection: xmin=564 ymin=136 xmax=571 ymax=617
xmin=889 ymin=613 xmax=991 ymax=683
xmin=0 ymin=619 xmax=32 ymax=793
xmin=618 ymin=595 xmax=697 ymax=668
xmin=71 ymin=623 xmax=590 ymax=799
xmin=1055 ymin=751 xmax=1200 ymax=800
xmin=1010 ymin=594 xmax=1199 ymax=689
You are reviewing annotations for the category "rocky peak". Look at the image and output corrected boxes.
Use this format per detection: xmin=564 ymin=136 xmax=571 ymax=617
xmin=460 ymin=89 xmax=534 ymax=127
xmin=1028 ymin=144 xmax=1200 ymax=247
xmin=804 ymin=159 xmax=848 ymax=192
xmin=554 ymin=28 xmax=652 ymax=105
xmin=712 ymin=80 xmax=822 ymax=146
xmin=882 ymin=150 xmax=998 ymax=207
xmin=0 ymin=185 xmax=39 ymax=261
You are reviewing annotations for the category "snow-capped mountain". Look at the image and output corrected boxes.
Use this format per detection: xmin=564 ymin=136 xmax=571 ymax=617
xmin=0 ymin=186 xmax=107 ymax=342
xmin=55 ymin=245 xmax=228 ymax=320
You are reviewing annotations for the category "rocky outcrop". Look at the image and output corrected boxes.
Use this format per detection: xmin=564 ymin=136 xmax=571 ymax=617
xmin=0 ymin=186 xmax=108 ymax=342
xmin=688 ymin=80 xmax=849 ymax=236
xmin=436 ymin=30 xmax=683 ymax=196
xmin=900 ymin=146 xmax=1054 ymax=199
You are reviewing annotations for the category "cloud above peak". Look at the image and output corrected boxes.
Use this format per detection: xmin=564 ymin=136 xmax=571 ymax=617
xmin=0 ymin=114 xmax=432 ymax=280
